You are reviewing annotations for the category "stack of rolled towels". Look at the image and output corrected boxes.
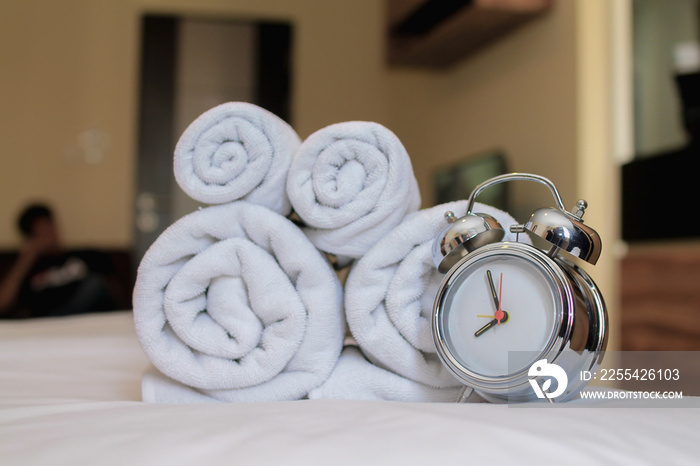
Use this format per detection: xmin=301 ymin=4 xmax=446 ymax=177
xmin=133 ymin=102 xmax=523 ymax=403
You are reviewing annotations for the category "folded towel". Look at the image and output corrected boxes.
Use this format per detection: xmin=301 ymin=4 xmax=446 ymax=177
xmin=287 ymin=121 xmax=421 ymax=260
xmin=141 ymin=365 xmax=220 ymax=403
xmin=174 ymin=102 xmax=300 ymax=214
xmin=344 ymin=200 xmax=527 ymax=389
xmin=308 ymin=346 xmax=461 ymax=402
xmin=133 ymin=202 xmax=344 ymax=402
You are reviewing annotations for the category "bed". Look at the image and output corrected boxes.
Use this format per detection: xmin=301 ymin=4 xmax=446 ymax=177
xmin=1 ymin=310 xmax=699 ymax=465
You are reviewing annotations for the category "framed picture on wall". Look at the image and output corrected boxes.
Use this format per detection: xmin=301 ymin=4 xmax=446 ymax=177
xmin=433 ymin=149 xmax=508 ymax=211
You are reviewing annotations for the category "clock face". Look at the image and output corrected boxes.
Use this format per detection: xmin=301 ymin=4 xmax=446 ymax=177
xmin=436 ymin=252 xmax=560 ymax=379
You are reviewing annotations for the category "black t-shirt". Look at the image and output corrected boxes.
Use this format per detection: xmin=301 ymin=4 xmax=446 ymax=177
xmin=18 ymin=250 xmax=114 ymax=317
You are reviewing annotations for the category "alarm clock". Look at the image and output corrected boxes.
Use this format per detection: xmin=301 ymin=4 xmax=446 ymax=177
xmin=431 ymin=173 xmax=608 ymax=403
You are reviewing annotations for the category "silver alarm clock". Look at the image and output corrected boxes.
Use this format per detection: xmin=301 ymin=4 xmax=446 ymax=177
xmin=431 ymin=173 xmax=608 ymax=403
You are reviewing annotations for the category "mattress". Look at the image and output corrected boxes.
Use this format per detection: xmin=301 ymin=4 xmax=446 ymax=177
xmin=1 ymin=311 xmax=698 ymax=465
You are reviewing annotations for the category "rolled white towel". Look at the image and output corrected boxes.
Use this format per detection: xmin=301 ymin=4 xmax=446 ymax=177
xmin=344 ymin=200 xmax=527 ymax=389
xmin=308 ymin=346 xmax=461 ymax=402
xmin=133 ymin=202 xmax=344 ymax=402
xmin=287 ymin=121 xmax=421 ymax=260
xmin=174 ymin=102 xmax=300 ymax=214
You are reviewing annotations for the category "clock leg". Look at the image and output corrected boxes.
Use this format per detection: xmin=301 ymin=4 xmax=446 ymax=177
xmin=535 ymin=378 xmax=556 ymax=404
xmin=456 ymin=385 xmax=475 ymax=403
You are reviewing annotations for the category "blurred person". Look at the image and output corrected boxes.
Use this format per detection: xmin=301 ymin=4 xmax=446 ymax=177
xmin=0 ymin=203 xmax=118 ymax=318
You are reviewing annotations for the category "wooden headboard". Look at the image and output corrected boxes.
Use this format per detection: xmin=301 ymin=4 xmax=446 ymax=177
xmin=620 ymin=242 xmax=700 ymax=351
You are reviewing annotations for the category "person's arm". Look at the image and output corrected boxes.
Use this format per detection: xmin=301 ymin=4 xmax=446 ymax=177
xmin=0 ymin=241 xmax=39 ymax=313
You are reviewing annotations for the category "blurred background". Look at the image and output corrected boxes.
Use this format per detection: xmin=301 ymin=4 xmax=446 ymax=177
xmin=1 ymin=0 xmax=698 ymax=351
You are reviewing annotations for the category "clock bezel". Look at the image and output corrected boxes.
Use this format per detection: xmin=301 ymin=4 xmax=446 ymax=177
xmin=432 ymin=242 xmax=576 ymax=395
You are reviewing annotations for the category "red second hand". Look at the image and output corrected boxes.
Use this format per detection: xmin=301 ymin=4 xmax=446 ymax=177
xmin=495 ymin=272 xmax=504 ymax=324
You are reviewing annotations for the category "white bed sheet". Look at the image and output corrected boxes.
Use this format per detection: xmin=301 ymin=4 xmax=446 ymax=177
xmin=1 ymin=311 xmax=699 ymax=465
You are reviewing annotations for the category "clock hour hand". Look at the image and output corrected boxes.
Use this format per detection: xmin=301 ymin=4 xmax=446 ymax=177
xmin=475 ymin=318 xmax=498 ymax=337
xmin=474 ymin=310 xmax=509 ymax=337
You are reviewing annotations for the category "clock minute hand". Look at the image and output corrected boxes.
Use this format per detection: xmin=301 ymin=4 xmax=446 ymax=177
xmin=486 ymin=270 xmax=500 ymax=311
xmin=487 ymin=270 xmax=507 ymax=324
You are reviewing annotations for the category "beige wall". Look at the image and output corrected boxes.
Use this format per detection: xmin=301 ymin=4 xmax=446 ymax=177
xmin=387 ymin=1 xmax=577 ymax=221
xmin=0 ymin=0 xmax=598 ymax=246
xmin=0 ymin=0 xmax=138 ymax=248
xmin=575 ymin=0 xmax=620 ymax=351
xmin=0 ymin=0 xmax=620 ymax=342
xmin=0 ymin=0 xmax=390 ymax=248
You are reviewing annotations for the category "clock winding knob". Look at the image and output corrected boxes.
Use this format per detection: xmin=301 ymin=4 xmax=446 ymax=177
xmin=571 ymin=199 xmax=588 ymax=219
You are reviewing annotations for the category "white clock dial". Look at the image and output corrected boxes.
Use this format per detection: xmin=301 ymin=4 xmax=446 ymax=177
xmin=439 ymin=254 xmax=558 ymax=378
